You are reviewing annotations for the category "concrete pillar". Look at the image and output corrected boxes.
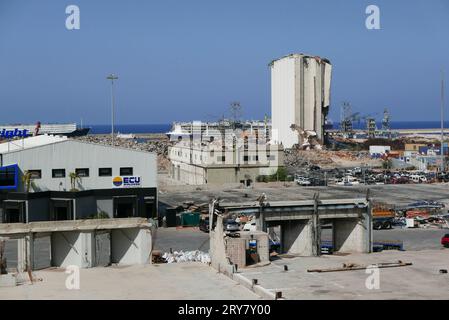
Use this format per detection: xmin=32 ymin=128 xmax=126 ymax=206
xmin=17 ymin=236 xmax=28 ymax=272
xmin=281 ymin=220 xmax=314 ymax=256
xmin=333 ymin=218 xmax=369 ymax=253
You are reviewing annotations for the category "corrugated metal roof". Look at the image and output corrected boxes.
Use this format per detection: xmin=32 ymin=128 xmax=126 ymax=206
xmin=0 ymin=134 xmax=68 ymax=154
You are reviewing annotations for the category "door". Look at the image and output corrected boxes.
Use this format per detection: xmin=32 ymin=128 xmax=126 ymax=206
xmin=113 ymin=197 xmax=136 ymax=218
xmin=3 ymin=238 xmax=18 ymax=271
xmin=32 ymin=233 xmax=51 ymax=270
xmin=2 ymin=201 xmax=25 ymax=223
xmin=94 ymin=231 xmax=111 ymax=267
xmin=50 ymin=200 xmax=73 ymax=221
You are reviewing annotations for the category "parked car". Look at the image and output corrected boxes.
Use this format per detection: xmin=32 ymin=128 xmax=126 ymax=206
xmin=225 ymin=220 xmax=240 ymax=232
xmin=243 ymin=221 xmax=257 ymax=231
xmin=441 ymin=234 xmax=449 ymax=248
xmin=336 ymin=176 xmax=360 ymax=186
xmin=199 ymin=218 xmax=210 ymax=233
xmin=295 ymin=175 xmax=311 ymax=186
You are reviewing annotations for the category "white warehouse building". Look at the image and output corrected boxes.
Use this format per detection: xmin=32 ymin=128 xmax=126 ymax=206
xmin=270 ymin=53 xmax=332 ymax=148
xmin=0 ymin=135 xmax=157 ymax=223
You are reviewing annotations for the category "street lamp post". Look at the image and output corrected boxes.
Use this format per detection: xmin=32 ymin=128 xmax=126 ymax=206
xmin=441 ymin=70 xmax=445 ymax=172
xmin=107 ymin=74 xmax=118 ymax=146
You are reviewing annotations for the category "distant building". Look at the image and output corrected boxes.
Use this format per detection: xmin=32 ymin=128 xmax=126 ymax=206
xmin=0 ymin=135 xmax=157 ymax=223
xmin=168 ymin=135 xmax=284 ymax=185
xmin=369 ymin=145 xmax=391 ymax=157
xmin=166 ymin=120 xmax=271 ymax=142
xmin=270 ymin=53 xmax=332 ymax=148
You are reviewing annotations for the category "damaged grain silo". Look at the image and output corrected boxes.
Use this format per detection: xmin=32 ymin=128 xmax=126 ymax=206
xmin=270 ymin=53 xmax=332 ymax=149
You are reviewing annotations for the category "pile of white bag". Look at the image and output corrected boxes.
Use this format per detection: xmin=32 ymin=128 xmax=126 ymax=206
xmin=162 ymin=250 xmax=211 ymax=264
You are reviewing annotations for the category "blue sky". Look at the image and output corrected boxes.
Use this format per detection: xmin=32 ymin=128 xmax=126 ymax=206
xmin=0 ymin=0 xmax=448 ymax=125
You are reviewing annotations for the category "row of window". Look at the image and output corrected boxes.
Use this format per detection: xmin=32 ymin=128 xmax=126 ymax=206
xmin=26 ymin=167 xmax=134 ymax=179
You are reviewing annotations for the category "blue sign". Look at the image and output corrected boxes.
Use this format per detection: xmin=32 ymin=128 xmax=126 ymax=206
xmin=0 ymin=164 xmax=18 ymax=190
xmin=0 ymin=128 xmax=30 ymax=138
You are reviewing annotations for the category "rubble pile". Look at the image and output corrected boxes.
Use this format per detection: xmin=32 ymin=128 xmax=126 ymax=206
xmin=162 ymin=250 xmax=211 ymax=264
xmin=284 ymin=149 xmax=334 ymax=168
xmin=75 ymin=135 xmax=171 ymax=156
xmin=284 ymin=149 xmax=373 ymax=168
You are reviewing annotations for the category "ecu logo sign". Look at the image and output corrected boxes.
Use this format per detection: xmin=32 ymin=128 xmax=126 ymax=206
xmin=112 ymin=176 xmax=141 ymax=188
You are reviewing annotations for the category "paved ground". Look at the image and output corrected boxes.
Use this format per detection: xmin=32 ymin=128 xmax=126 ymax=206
xmin=238 ymin=249 xmax=449 ymax=299
xmin=0 ymin=263 xmax=259 ymax=300
xmin=153 ymin=226 xmax=448 ymax=254
xmin=159 ymin=183 xmax=449 ymax=208
xmin=153 ymin=227 xmax=209 ymax=252
xmin=324 ymin=227 xmax=448 ymax=251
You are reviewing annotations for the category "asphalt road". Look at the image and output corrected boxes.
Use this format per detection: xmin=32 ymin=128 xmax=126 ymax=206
xmin=153 ymin=227 xmax=449 ymax=253
xmin=153 ymin=227 xmax=210 ymax=253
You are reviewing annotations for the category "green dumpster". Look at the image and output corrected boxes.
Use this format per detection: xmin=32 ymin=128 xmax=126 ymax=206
xmin=180 ymin=212 xmax=200 ymax=227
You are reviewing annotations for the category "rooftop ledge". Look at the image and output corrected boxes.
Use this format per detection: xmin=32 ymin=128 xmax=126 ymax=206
xmin=0 ymin=217 xmax=152 ymax=235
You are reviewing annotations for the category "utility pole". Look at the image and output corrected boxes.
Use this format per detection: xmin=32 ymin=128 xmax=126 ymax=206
xmin=441 ymin=70 xmax=445 ymax=172
xmin=107 ymin=74 xmax=119 ymax=147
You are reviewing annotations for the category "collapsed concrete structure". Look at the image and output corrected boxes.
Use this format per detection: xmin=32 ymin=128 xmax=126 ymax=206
xmin=209 ymin=213 xmax=270 ymax=275
xmin=0 ymin=218 xmax=152 ymax=271
xmin=211 ymin=197 xmax=372 ymax=258
xmin=270 ymin=53 xmax=332 ymax=149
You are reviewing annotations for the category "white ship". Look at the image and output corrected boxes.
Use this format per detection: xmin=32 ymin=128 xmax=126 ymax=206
xmin=0 ymin=122 xmax=90 ymax=138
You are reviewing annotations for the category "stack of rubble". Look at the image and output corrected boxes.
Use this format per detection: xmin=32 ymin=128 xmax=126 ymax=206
xmin=162 ymin=250 xmax=211 ymax=264
xmin=75 ymin=135 xmax=171 ymax=156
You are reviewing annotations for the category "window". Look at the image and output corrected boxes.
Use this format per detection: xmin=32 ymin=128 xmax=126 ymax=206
xmin=75 ymin=168 xmax=89 ymax=177
xmin=120 ymin=167 xmax=133 ymax=176
xmin=217 ymin=156 xmax=225 ymax=162
xmin=243 ymin=155 xmax=249 ymax=161
xmin=267 ymin=155 xmax=275 ymax=160
xmin=99 ymin=168 xmax=112 ymax=177
xmin=0 ymin=165 xmax=16 ymax=187
xmin=52 ymin=169 xmax=66 ymax=178
xmin=28 ymin=170 xmax=42 ymax=179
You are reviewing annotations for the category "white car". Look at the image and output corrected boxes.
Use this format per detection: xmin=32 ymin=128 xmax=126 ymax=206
xmin=336 ymin=176 xmax=360 ymax=186
xmin=295 ymin=176 xmax=311 ymax=186
xmin=243 ymin=222 xmax=257 ymax=231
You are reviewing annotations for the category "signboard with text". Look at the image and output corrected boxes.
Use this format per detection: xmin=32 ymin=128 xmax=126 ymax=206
xmin=112 ymin=176 xmax=141 ymax=188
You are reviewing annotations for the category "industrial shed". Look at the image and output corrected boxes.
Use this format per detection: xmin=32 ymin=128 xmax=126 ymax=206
xmin=0 ymin=135 xmax=157 ymax=223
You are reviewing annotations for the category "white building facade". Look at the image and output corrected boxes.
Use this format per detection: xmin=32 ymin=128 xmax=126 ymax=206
xmin=0 ymin=135 xmax=157 ymax=223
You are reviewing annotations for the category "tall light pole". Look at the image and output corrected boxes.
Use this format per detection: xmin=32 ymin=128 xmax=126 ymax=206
xmin=107 ymin=74 xmax=118 ymax=147
xmin=441 ymin=70 xmax=445 ymax=172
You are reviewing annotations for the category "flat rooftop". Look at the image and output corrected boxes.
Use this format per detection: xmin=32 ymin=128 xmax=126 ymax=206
xmin=0 ymin=218 xmax=152 ymax=235
xmin=237 ymin=249 xmax=449 ymax=299
xmin=159 ymin=183 xmax=449 ymax=208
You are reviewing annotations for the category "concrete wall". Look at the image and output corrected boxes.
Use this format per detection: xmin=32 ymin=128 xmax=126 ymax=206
xmin=333 ymin=218 xmax=369 ymax=253
xmin=281 ymin=220 xmax=314 ymax=256
xmin=51 ymin=231 xmax=94 ymax=268
xmin=3 ymin=139 xmax=157 ymax=192
xmin=207 ymin=167 xmax=260 ymax=184
xmin=209 ymin=216 xmax=234 ymax=275
xmin=111 ymin=228 xmax=151 ymax=265
xmin=225 ymin=238 xmax=246 ymax=269
xmin=271 ymin=55 xmax=297 ymax=148
xmin=271 ymin=54 xmax=332 ymax=148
